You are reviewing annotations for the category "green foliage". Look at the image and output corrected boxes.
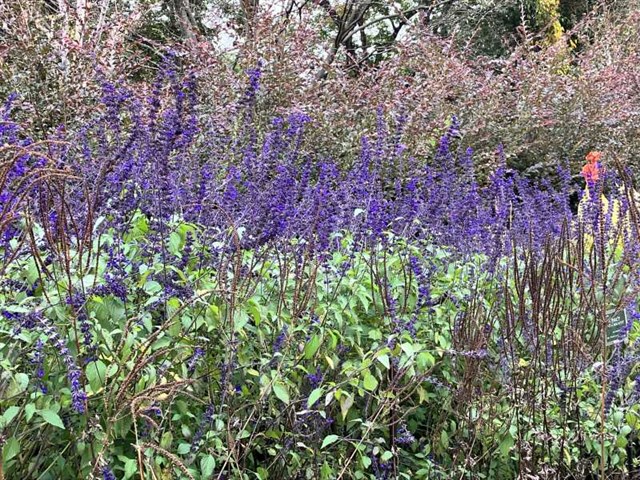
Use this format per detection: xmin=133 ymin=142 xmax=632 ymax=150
xmin=1 ymin=213 xmax=639 ymax=478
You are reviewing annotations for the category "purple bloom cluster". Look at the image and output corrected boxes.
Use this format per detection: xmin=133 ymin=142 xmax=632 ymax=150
xmin=0 ymin=60 xmax=580 ymax=277
xmin=102 ymin=465 xmax=117 ymax=480
xmin=30 ymin=339 xmax=47 ymax=393
xmin=273 ymin=326 xmax=288 ymax=354
xmin=306 ymin=366 xmax=324 ymax=390
xmin=605 ymin=341 xmax=640 ymax=412
xmin=396 ymin=423 xmax=416 ymax=445
xmin=13 ymin=311 xmax=86 ymax=413
xmin=447 ymin=348 xmax=489 ymax=360
xmin=409 ymin=256 xmax=433 ymax=311
xmin=94 ymin=245 xmax=128 ymax=301
xmin=371 ymin=451 xmax=392 ymax=480
xmin=187 ymin=347 xmax=205 ymax=374
xmin=67 ymin=292 xmax=96 ymax=362
xmin=190 ymin=403 xmax=215 ymax=453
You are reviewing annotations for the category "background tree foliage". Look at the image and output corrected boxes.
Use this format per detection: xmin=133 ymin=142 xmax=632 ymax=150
xmin=1 ymin=0 xmax=639 ymax=176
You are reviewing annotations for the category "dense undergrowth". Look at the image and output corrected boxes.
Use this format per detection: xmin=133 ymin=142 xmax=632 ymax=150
xmin=1 ymin=65 xmax=640 ymax=479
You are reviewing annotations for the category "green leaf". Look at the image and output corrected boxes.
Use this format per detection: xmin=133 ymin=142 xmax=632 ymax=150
xmin=2 ymin=436 xmax=20 ymax=463
xmin=325 ymin=355 xmax=335 ymax=370
xmin=124 ymin=459 xmax=138 ymax=479
xmin=440 ymin=430 xmax=449 ymax=449
xmin=324 ymin=390 xmax=334 ymax=407
xmin=304 ymin=334 xmax=322 ymax=360
xmin=144 ymin=280 xmax=162 ymax=295
xmin=10 ymin=373 xmax=29 ymax=395
xmin=177 ymin=443 xmax=191 ymax=455
xmin=417 ymin=352 xmax=435 ymax=370
xmin=626 ymin=412 xmax=638 ymax=428
xmin=499 ymin=435 xmax=514 ymax=457
xmin=1 ymin=406 xmax=20 ymax=427
xmin=321 ymin=434 xmax=340 ymax=449
xmin=37 ymin=409 xmax=65 ymax=429
xmin=273 ymin=383 xmax=290 ymax=405
xmin=114 ymin=416 xmax=132 ymax=438
xmin=612 ymin=410 xmax=624 ymax=426
xmin=321 ymin=461 xmax=333 ymax=479
xmin=247 ymin=302 xmax=261 ymax=326
xmin=363 ymin=372 xmax=378 ymax=391
xmin=307 ymin=388 xmax=324 ymax=408
xmin=106 ymin=363 xmax=118 ymax=378
xmin=377 ymin=354 xmax=390 ymax=370
xmin=168 ymin=232 xmax=182 ymax=255
xmin=400 ymin=343 xmax=415 ymax=356
xmin=86 ymin=360 xmax=107 ymax=392
xmin=160 ymin=432 xmax=173 ymax=449
xmin=340 ymin=394 xmax=354 ymax=420
xmin=201 ymin=455 xmax=216 ymax=477
xmin=25 ymin=403 xmax=36 ymax=422
xmin=105 ymin=298 xmax=126 ymax=322
xmin=233 ymin=311 xmax=249 ymax=332
xmin=368 ymin=328 xmax=382 ymax=341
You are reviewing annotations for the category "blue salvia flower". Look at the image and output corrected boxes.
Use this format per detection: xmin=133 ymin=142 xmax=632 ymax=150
xmin=67 ymin=293 xmax=96 ymax=362
xmin=396 ymin=423 xmax=416 ymax=445
xmin=1 ymin=310 xmax=24 ymax=334
xmin=95 ymin=244 xmax=128 ymax=301
xmin=29 ymin=312 xmax=87 ymax=413
xmin=371 ymin=451 xmax=392 ymax=480
xmin=241 ymin=64 xmax=262 ymax=110
xmin=5 ymin=311 xmax=86 ymax=412
xmin=603 ymin=345 xmax=638 ymax=413
xmin=191 ymin=403 xmax=215 ymax=453
xmin=409 ymin=255 xmax=433 ymax=310
xmin=187 ymin=347 xmax=204 ymax=374
xmin=306 ymin=366 xmax=324 ymax=390
xmin=273 ymin=325 xmax=288 ymax=353
xmin=14 ymin=69 xmax=577 ymax=265
xmin=31 ymin=338 xmax=47 ymax=393
xmin=102 ymin=465 xmax=117 ymax=480
xmin=178 ymin=231 xmax=194 ymax=271
xmin=449 ymin=348 xmax=489 ymax=360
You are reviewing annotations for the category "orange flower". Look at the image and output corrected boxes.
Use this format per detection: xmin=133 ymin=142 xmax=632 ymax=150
xmin=585 ymin=151 xmax=602 ymax=165
xmin=581 ymin=151 xmax=602 ymax=183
